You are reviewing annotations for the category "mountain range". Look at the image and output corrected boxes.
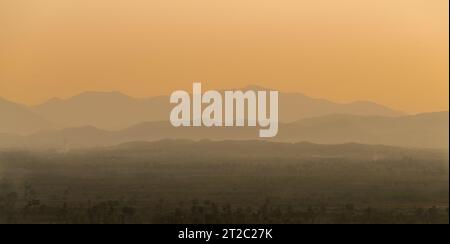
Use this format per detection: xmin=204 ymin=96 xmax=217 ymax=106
xmin=0 ymin=111 xmax=447 ymax=149
xmin=0 ymin=98 xmax=54 ymax=135
xmin=1 ymin=87 xmax=403 ymax=134
xmin=0 ymin=88 xmax=447 ymax=149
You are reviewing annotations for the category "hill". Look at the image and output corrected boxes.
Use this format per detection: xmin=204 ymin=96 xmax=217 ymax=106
xmin=0 ymin=98 xmax=54 ymax=135
xmin=0 ymin=112 xmax=447 ymax=149
xmin=30 ymin=88 xmax=403 ymax=130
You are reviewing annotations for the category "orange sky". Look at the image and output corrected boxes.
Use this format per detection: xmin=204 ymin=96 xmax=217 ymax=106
xmin=0 ymin=0 xmax=448 ymax=113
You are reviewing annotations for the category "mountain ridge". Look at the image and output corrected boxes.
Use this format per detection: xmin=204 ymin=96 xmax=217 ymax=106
xmin=28 ymin=87 xmax=404 ymax=130
xmin=0 ymin=111 xmax=446 ymax=149
xmin=0 ymin=97 xmax=54 ymax=135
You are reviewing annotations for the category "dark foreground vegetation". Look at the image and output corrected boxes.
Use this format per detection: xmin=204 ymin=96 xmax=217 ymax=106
xmin=0 ymin=140 xmax=448 ymax=224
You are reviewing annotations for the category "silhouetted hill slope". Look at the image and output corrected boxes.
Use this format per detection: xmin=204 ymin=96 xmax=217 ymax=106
xmin=278 ymin=112 xmax=449 ymax=148
xmin=279 ymin=92 xmax=403 ymax=122
xmin=0 ymin=112 xmax=447 ymax=149
xmin=0 ymin=98 xmax=54 ymax=135
xmin=32 ymin=91 xmax=169 ymax=130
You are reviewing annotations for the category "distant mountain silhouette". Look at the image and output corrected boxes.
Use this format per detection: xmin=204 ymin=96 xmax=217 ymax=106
xmin=279 ymin=92 xmax=403 ymax=122
xmin=278 ymin=112 xmax=449 ymax=148
xmin=1 ymin=112 xmax=447 ymax=149
xmin=30 ymin=88 xmax=404 ymax=130
xmin=0 ymin=98 xmax=54 ymax=135
xmin=32 ymin=91 xmax=170 ymax=130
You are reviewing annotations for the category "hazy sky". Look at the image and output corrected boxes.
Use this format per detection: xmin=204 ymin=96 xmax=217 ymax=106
xmin=0 ymin=0 xmax=448 ymax=113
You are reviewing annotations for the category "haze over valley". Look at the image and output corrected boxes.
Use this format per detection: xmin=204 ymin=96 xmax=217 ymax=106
xmin=0 ymin=88 xmax=447 ymax=149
